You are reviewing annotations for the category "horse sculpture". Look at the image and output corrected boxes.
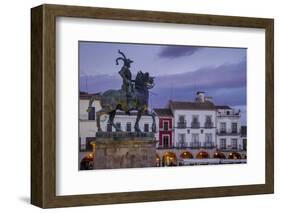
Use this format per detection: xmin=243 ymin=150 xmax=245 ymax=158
xmin=87 ymin=51 xmax=156 ymax=133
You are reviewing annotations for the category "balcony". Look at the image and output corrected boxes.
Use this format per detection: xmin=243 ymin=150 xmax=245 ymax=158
xmin=218 ymin=129 xmax=226 ymax=134
xmin=204 ymin=122 xmax=214 ymax=128
xmin=218 ymin=145 xmax=242 ymax=151
xmin=190 ymin=142 xmax=200 ymax=149
xmin=177 ymin=121 xmax=187 ymax=129
xmin=191 ymin=122 xmax=200 ymax=128
xmin=178 ymin=142 xmax=188 ymax=148
xmin=217 ymin=110 xmax=240 ymax=117
xmin=188 ymin=142 xmax=215 ymax=149
xmin=217 ymin=129 xmax=240 ymax=135
xmin=202 ymin=142 xmax=215 ymax=149
xmin=231 ymin=129 xmax=238 ymax=134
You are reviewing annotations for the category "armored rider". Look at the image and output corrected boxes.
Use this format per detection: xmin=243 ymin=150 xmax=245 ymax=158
xmin=116 ymin=50 xmax=134 ymax=112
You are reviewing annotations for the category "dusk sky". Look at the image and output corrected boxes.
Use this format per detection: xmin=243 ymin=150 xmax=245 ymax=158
xmin=79 ymin=41 xmax=247 ymax=125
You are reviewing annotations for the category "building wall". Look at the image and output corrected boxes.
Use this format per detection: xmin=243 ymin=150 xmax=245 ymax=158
xmin=173 ymin=109 xmax=217 ymax=147
xmin=79 ymin=99 xmax=101 ymax=147
xmin=216 ymin=109 xmax=243 ymax=150
xmin=158 ymin=117 xmax=173 ymax=147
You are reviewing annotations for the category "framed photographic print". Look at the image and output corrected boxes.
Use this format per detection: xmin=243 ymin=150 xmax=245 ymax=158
xmin=31 ymin=4 xmax=274 ymax=208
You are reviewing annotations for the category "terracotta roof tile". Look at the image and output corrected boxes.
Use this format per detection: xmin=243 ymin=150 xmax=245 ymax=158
xmin=154 ymin=108 xmax=173 ymax=117
xmin=169 ymin=101 xmax=217 ymax=110
xmin=216 ymin=105 xmax=232 ymax=109
xmin=79 ymin=92 xmax=101 ymax=100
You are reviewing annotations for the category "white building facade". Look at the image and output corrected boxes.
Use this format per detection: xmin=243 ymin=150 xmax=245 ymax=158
xmin=216 ymin=106 xmax=243 ymax=151
xmin=171 ymin=106 xmax=217 ymax=149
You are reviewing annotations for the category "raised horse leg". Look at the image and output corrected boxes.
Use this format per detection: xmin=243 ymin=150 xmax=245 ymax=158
xmin=134 ymin=108 xmax=143 ymax=132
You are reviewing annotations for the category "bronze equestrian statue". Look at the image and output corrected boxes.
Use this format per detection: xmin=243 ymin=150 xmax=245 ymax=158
xmin=88 ymin=50 xmax=156 ymax=133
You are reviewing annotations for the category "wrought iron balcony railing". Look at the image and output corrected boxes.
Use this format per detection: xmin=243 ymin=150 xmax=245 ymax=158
xmin=218 ymin=146 xmax=242 ymax=151
xmin=190 ymin=142 xmax=200 ymax=148
xmin=202 ymin=142 xmax=215 ymax=149
xmin=231 ymin=129 xmax=238 ymax=134
xmin=177 ymin=121 xmax=187 ymax=128
xmin=191 ymin=122 xmax=200 ymax=128
xmin=204 ymin=122 xmax=214 ymax=128
xmin=178 ymin=142 xmax=188 ymax=148
xmin=217 ymin=129 xmax=240 ymax=135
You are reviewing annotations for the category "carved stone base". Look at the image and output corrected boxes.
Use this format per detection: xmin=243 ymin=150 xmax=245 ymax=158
xmin=93 ymin=132 xmax=156 ymax=169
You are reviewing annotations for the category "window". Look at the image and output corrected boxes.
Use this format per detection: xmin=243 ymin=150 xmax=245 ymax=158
xmin=191 ymin=133 xmax=199 ymax=147
xmin=107 ymin=123 xmax=112 ymax=132
xmin=178 ymin=115 xmax=186 ymax=128
xmin=191 ymin=115 xmax=200 ymax=128
xmin=191 ymin=133 xmax=199 ymax=143
xmin=220 ymin=122 xmax=226 ymax=133
xmin=220 ymin=138 xmax=226 ymax=149
xmin=163 ymin=121 xmax=169 ymax=131
xmin=163 ymin=135 xmax=170 ymax=148
xmin=88 ymin=107 xmax=95 ymax=120
xmin=178 ymin=133 xmax=186 ymax=146
xmin=116 ymin=122 xmax=121 ymax=131
xmin=126 ymin=122 xmax=131 ymax=132
xmin=178 ymin=115 xmax=185 ymax=123
xmin=231 ymin=139 xmax=238 ymax=149
xmin=231 ymin=122 xmax=238 ymax=133
xmin=144 ymin=123 xmax=149 ymax=132
xmin=243 ymin=139 xmax=247 ymax=151
xmin=205 ymin=133 xmax=212 ymax=142
xmin=206 ymin=115 xmax=212 ymax=123
xmin=192 ymin=115 xmax=199 ymax=123
xmin=86 ymin=137 xmax=95 ymax=151
xmin=205 ymin=115 xmax=213 ymax=128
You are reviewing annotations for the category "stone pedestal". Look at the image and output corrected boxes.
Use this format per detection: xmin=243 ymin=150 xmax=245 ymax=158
xmin=93 ymin=132 xmax=156 ymax=169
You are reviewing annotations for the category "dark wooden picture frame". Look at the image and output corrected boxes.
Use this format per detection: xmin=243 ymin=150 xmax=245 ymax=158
xmin=31 ymin=4 xmax=274 ymax=208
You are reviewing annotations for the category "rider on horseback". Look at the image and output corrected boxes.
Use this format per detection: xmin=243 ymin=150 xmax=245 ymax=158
xmin=116 ymin=50 xmax=135 ymax=114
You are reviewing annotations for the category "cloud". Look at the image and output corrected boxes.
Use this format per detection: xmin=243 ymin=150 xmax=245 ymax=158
xmin=80 ymin=74 xmax=122 ymax=93
xmin=80 ymin=61 xmax=246 ymax=107
xmin=158 ymin=46 xmax=201 ymax=58
xmin=151 ymin=61 xmax=246 ymax=107
xmin=155 ymin=60 xmax=246 ymax=91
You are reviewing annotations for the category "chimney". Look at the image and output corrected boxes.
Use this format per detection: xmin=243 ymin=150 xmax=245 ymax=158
xmin=205 ymin=96 xmax=213 ymax=103
xmin=195 ymin=91 xmax=205 ymax=103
